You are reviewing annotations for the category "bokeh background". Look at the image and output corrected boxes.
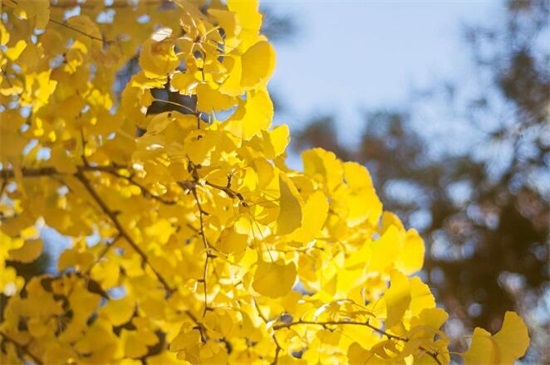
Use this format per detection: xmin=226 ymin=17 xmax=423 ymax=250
xmin=263 ymin=0 xmax=549 ymax=362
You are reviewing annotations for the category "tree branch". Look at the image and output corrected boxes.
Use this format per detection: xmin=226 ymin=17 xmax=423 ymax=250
xmin=75 ymin=170 xmax=174 ymax=295
xmin=272 ymin=319 xmax=443 ymax=365
xmin=49 ymin=18 xmax=112 ymax=45
xmin=0 ymin=331 xmax=43 ymax=365
xmin=0 ymin=165 xmax=123 ymax=180
xmin=103 ymin=169 xmax=178 ymax=205
xmin=184 ymin=310 xmax=209 ymax=344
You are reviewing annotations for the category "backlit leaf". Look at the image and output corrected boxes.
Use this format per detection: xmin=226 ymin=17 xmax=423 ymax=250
xmin=463 ymin=311 xmax=529 ymax=365
xmin=241 ymin=41 xmax=276 ymax=89
xmin=253 ymin=259 xmax=297 ymax=298
xmin=277 ymin=174 xmax=303 ymax=235
xmin=384 ymin=271 xmax=411 ymax=329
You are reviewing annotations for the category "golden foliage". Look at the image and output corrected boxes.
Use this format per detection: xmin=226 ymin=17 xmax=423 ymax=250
xmin=0 ymin=0 xmax=528 ymax=364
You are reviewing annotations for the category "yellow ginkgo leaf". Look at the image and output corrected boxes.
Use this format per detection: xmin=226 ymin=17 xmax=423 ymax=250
xmin=395 ymin=229 xmax=425 ymax=275
xmin=253 ymin=259 xmax=297 ymax=298
xmin=347 ymin=342 xmax=369 ymax=365
xmin=268 ymin=124 xmax=290 ymax=157
xmin=217 ymin=227 xmax=249 ymax=255
xmin=58 ymin=249 xmax=94 ymax=272
xmin=410 ymin=308 xmax=448 ymax=335
xmin=8 ymin=239 xmax=43 ymax=263
xmin=492 ymin=311 xmax=530 ymax=360
xmin=66 ymin=15 xmax=102 ymax=47
xmin=139 ymin=36 xmax=179 ymax=79
xmin=5 ymin=40 xmax=27 ymax=62
xmin=171 ymin=71 xmax=199 ymax=95
xmin=302 ymin=148 xmax=344 ymax=191
xmin=463 ymin=311 xmax=529 ymax=365
xmin=369 ymin=226 xmax=400 ymax=273
xmin=196 ymin=83 xmax=235 ymax=113
xmin=218 ymin=56 xmax=243 ymax=96
xmin=209 ymin=8 xmax=242 ymax=51
xmin=256 ymin=124 xmax=290 ymax=159
xmin=50 ymin=146 xmax=77 ymax=174
xmin=100 ymin=295 xmax=136 ymax=326
xmin=291 ymin=190 xmax=328 ymax=243
xmin=409 ymin=277 xmax=436 ymax=316
xmin=0 ymin=22 xmax=9 ymax=45
xmin=170 ymin=323 xmax=202 ymax=352
xmin=68 ymin=285 xmax=102 ymax=319
xmin=227 ymin=0 xmax=262 ymax=50
xmin=146 ymin=112 xmax=174 ymax=135
xmin=277 ymin=174 xmax=303 ymax=235
xmin=223 ymin=89 xmax=273 ymax=140
xmin=14 ymin=0 xmax=50 ymax=29
xmin=381 ymin=211 xmax=405 ymax=233
xmin=241 ymin=41 xmax=276 ymax=89
xmin=121 ymin=328 xmax=158 ymax=358
xmin=145 ymin=219 xmax=175 ymax=245
xmin=384 ymin=270 xmax=411 ymax=329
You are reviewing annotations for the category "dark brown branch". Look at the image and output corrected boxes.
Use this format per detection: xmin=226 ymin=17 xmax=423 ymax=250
xmin=190 ymin=186 xmax=213 ymax=317
xmin=272 ymin=319 xmax=443 ymax=365
xmin=75 ymin=170 xmax=174 ymax=295
xmin=49 ymin=18 xmax=113 ymax=45
xmin=271 ymin=334 xmax=282 ymax=365
xmin=204 ymin=180 xmax=248 ymax=206
xmin=0 ymin=331 xmax=43 ymax=365
xmin=103 ymin=170 xmax=178 ymax=205
xmin=0 ymin=179 xmax=7 ymax=197
xmin=82 ymin=234 xmax=122 ymax=277
xmin=273 ymin=319 xmax=406 ymax=342
xmin=184 ymin=310 xmax=208 ymax=344
xmin=0 ymin=165 xmax=124 ymax=179
xmin=50 ymin=0 xmax=169 ymax=9
xmin=150 ymin=98 xmax=199 ymax=116
xmin=1 ymin=164 xmax=182 ymax=207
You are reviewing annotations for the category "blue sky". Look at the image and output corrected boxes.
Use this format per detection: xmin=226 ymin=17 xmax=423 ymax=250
xmin=267 ymin=1 xmax=500 ymax=147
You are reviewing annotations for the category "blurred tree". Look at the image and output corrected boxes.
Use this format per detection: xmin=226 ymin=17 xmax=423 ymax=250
xmin=292 ymin=0 xmax=549 ymax=361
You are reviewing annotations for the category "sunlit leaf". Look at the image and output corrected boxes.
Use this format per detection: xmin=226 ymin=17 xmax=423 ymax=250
xmin=463 ymin=311 xmax=529 ymax=365
xmin=253 ymin=259 xmax=297 ymax=298
xmin=277 ymin=174 xmax=303 ymax=235
xmin=384 ymin=271 xmax=411 ymax=328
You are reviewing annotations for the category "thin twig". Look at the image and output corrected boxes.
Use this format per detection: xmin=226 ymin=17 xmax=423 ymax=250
xmin=82 ymin=234 xmax=123 ymax=277
xmin=50 ymin=0 xmax=167 ymax=9
xmin=271 ymin=334 xmax=282 ymax=365
xmin=204 ymin=180 xmax=248 ymax=207
xmin=272 ymin=319 xmax=443 ymax=365
xmin=273 ymin=320 xmax=406 ymax=342
xmin=1 ymin=162 xmax=179 ymax=205
xmin=75 ymin=170 xmax=174 ymax=295
xmin=0 ymin=165 xmax=124 ymax=179
xmin=151 ymin=98 xmax=199 ymax=116
xmin=0 ymin=331 xmax=43 ymax=365
xmin=184 ymin=310 xmax=208 ymax=343
xmin=0 ymin=179 xmax=7 ymax=197
xmin=49 ymin=18 xmax=112 ymax=45
xmin=253 ymin=298 xmax=270 ymax=323
xmin=191 ymin=186 xmax=213 ymax=317
xmin=103 ymin=169 xmax=178 ymax=205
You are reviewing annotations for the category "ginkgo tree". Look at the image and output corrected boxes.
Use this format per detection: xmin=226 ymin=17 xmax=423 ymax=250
xmin=0 ymin=0 xmax=530 ymax=364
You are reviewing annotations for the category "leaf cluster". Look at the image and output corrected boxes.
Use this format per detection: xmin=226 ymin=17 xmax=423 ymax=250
xmin=0 ymin=1 xmax=529 ymax=364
